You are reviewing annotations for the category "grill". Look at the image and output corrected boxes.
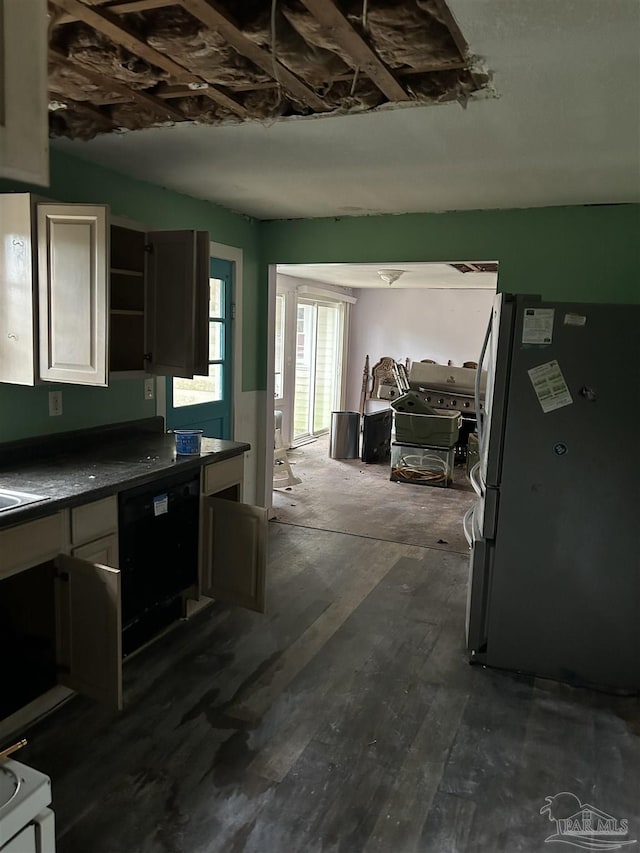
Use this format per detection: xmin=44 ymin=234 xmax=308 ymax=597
xmin=408 ymin=363 xmax=486 ymax=416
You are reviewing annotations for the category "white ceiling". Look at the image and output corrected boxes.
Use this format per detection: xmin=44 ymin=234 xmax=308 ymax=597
xmin=53 ymin=0 xmax=640 ymax=220
xmin=278 ymin=262 xmax=498 ymax=289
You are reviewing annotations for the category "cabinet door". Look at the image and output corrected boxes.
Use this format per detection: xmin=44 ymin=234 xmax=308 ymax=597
xmin=0 ymin=1 xmax=48 ymax=186
xmin=201 ymin=497 xmax=268 ymax=612
xmin=55 ymin=554 xmax=122 ymax=710
xmin=0 ymin=194 xmax=38 ymax=385
xmin=145 ymin=230 xmax=209 ymax=378
xmin=38 ymin=204 xmax=109 ymax=386
xmin=72 ymin=533 xmax=119 ymax=568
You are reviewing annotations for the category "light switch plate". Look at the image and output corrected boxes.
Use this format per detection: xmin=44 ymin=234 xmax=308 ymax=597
xmin=144 ymin=377 xmax=155 ymax=400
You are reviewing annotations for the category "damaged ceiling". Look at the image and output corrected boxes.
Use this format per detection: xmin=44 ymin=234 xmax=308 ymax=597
xmin=47 ymin=0 xmax=490 ymax=140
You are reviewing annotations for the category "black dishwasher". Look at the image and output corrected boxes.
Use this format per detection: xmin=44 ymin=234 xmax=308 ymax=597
xmin=118 ymin=469 xmax=200 ymax=656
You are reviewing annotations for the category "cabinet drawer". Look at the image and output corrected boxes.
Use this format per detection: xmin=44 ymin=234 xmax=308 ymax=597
xmin=203 ymin=456 xmax=243 ymax=496
xmin=0 ymin=512 xmax=67 ymax=579
xmin=72 ymin=532 xmax=119 ymax=568
xmin=71 ymin=496 xmax=118 ymax=546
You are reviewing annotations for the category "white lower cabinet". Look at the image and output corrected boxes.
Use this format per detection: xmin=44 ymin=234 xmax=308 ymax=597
xmin=0 ymin=502 xmax=123 ymax=732
xmin=0 ymin=454 xmax=266 ymax=733
xmin=199 ymin=456 xmax=268 ymax=613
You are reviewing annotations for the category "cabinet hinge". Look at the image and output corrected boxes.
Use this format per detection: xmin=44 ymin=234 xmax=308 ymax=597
xmin=231 ymin=302 xmax=236 ymax=320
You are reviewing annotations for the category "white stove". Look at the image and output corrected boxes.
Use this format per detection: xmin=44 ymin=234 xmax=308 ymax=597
xmin=0 ymin=760 xmax=54 ymax=852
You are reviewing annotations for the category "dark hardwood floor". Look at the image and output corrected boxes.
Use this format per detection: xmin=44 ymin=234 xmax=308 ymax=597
xmin=18 ymin=523 xmax=640 ymax=853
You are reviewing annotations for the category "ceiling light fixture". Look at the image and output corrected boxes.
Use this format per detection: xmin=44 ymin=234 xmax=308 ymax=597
xmin=377 ymin=269 xmax=405 ymax=286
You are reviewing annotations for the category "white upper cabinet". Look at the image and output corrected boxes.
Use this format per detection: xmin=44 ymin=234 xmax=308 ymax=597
xmin=38 ymin=204 xmax=109 ymax=386
xmin=0 ymin=195 xmax=38 ymax=385
xmin=0 ymin=193 xmax=210 ymax=386
xmin=0 ymin=1 xmax=49 ymax=186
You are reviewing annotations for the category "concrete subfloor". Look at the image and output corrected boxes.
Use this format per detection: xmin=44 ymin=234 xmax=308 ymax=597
xmin=272 ymin=434 xmax=474 ymax=553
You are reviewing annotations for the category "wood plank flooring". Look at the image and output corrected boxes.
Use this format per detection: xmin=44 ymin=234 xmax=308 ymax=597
xmin=17 ymin=523 xmax=640 ymax=853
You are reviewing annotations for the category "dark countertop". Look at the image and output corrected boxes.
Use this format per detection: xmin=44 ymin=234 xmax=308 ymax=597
xmin=0 ymin=419 xmax=249 ymax=529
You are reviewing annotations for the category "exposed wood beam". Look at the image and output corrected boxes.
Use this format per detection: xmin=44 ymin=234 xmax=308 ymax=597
xmin=55 ymin=0 xmax=174 ymax=25
xmin=50 ymin=0 xmax=194 ymax=79
xmin=297 ymin=0 xmax=411 ymax=103
xmin=48 ymin=92 xmax=115 ymax=128
xmin=49 ymin=0 xmax=247 ymax=116
xmin=91 ymin=60 xmax=468 ymax=104
xmin=430 ymin=0 xmax=469 ymax=60
xmin=180 ymin=0 xmax=329 ymax=112
xmin=49 ymin=47 xmax=187 ymax=122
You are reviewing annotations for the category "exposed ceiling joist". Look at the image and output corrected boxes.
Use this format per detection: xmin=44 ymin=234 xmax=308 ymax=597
xmin=49 ymin=47 xmax=187 ymax=122
xmin=179 ymin=0 xmax=330 ymax=112
xmin=429 ymin=0 xmax=486 ymax=92
xmin=297 ymin=0 xmax=411 ymax=103
xmin=431 ymin=0 xmax=469 ymax=59
xmin=146 ymin=59 xmax=468 ymax=99
xmin=47 ymin=0 xmax=489 ymax=141
xmin=54 ymin=0 xmax=174 ymax=26
xmin=49 ymin=0 xmax=248 ymax=117
xmin=49 ymin=91 xmax=116 ymax=128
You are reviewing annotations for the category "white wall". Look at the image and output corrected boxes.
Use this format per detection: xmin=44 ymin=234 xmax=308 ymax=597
xmin=346 ymin=288 xmax=495 ymax=411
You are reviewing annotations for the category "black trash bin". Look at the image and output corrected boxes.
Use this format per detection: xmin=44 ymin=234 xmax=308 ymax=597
xmin=329 ymin=411 xmax=360 ymax=459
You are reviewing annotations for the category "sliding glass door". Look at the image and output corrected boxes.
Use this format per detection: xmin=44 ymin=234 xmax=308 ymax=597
xmin=293 ymin=299 xmax=343 ymax=442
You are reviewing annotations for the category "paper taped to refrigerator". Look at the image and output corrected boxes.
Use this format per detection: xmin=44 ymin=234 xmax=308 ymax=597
xmin=528 ymin=360 xmax=573 ymax=413
xmin=563 ymin=312 xmax=587 ymax=326
xmin=522 ymin=308 xmax=554 ymax=344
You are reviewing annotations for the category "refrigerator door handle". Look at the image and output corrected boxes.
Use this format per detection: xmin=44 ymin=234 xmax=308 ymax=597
xmin=475 ymin=313 xmax=492 ymax=451
xmin=462 ymin=505 xmax=474 ymax=546
xmin=469 ymin=461 xmax=484 ymax=497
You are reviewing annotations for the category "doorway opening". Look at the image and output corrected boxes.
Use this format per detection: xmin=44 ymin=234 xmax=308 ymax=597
xmin=268 ymin=261 xmax=498 ymax=554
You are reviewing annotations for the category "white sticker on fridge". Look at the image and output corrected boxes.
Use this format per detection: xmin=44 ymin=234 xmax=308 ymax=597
xmin=522 ymin=308 xmax=554 ymax=345
xmin=563 ymin=313 xmax=587 ymax=326
xmin=528 ymin=360 xmax=573 ymax=413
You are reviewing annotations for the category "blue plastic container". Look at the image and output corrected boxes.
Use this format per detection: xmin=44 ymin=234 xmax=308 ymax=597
xmin=174 ymin=429 xmax=204 ymax=455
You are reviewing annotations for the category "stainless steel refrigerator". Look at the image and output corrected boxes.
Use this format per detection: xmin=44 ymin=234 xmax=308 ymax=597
xmin=464 ymin=293 xmax=640 ymax=692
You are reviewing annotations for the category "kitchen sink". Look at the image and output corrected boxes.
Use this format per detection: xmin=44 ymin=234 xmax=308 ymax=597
xmin=0 ymin=489 xmax=50 ymax=513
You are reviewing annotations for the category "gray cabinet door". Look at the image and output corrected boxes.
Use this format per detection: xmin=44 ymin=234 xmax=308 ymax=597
xmin=201 ymin=497 xmax=268 ymax=612
xmin=55 ymin=554 xmax=122 ymax=710
xmin=145 ymin=230 xmax=209 ymax=378
xmin=37 ymin=204 xmax=109 ymax=386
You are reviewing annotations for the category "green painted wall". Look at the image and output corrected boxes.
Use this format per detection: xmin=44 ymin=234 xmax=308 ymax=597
xmin=256 ymin=204 xmax=639 ymax=388
xmin=1 ymin=148 xmax=638 ymax=439
xmin=0 ymin=149 xmax=260 ymax=442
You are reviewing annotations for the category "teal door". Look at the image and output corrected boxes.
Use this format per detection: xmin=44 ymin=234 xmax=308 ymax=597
xmin=166 ymin=258 xmax=232 ymax=438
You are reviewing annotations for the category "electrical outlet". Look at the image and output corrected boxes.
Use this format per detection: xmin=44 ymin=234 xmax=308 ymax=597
xmin=144 ymin=377 xmax=155 ymax=401
xmin=48 ymin=391 xmax=63 ymax=416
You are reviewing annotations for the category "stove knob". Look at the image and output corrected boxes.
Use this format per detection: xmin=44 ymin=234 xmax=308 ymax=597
xmin=464 ymin=401 xmax=470 ymax=408
xmin=426 ymin=395 xmax=431 ymax=402
xmin=437 ymin=398 xmax=444 ymax=405
xmin=451 ymin=400 xmax=457 ymax=406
